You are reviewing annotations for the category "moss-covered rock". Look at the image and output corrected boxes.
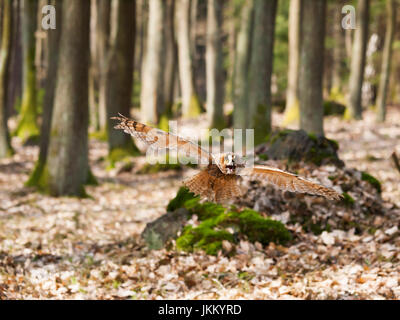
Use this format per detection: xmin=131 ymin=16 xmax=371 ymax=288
xmin=168 ymin=187 xmax=292 ymax=255
xmin=142 ymin=208 xmax=190 ymax=250
xmin=258 ymin=129 xmax=344 ymax=167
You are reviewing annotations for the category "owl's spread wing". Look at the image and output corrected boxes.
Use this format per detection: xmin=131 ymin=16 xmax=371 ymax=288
xmin=238 ymin=166 xmax=342 ymax=200
xmin=111 ymin=114 xmax=213 ymax=165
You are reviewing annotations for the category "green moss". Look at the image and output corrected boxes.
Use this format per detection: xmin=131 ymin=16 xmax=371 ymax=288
xmin=171 ymin=187 xmax=291 ymax=256
xmin=361 ymin=172 xmax=382 ymax=193
xmin=307 ymin=132 xmax=318 ymax=142
xmin=25 ymin=162 xmax=50 ymax=193
xmin=89 ymin=130 xmax=108 ymax=142
xmin=341 ymin=192 xmax=355 ymax=206
xmin=167 ymin=187 xmax=199 ymax=212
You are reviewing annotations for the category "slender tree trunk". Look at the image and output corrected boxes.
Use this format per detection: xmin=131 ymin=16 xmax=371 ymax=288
xmin=176 ymin=0 xmax=201 ymax=118
xmin=331 ymin=0 xmax=346 ymax=95
xmin=89 ymin=0 xmax=99 ymax=131
xmin=299 ymin=0 xmax=326 ymax=136
xmin=105 ymin=0 xmax=140 ymax=166
xmin=140 ymin=0 xmax=165 ymax=124
xmin=163 ymin=0 xmax=177 ymax=111
xmin=15 ymin=0 xmax=39 ymax=143
xmin=283 ymin=0 xmax=301 ymax=126
xmin=226 ymin=0 xmax=237 ymax=103
xmin=206 ymin=0 xmax=225 ymax=130
xmin=376 ymin=0 xmax=396 ymax=122
xmin=26 ymin=0 xmax=62 ymax=186
xmin=232 ymin=0 xmax=254 ymax=130
xmin=0 ymin=0 xmax=14 ymax=157
xmin=347 ymin=0 xmax=369 ymax=120
xmin=248 ymin=0 xmax=277 ymax=144
xmin=96 ymin=0 xmax=111 ymax=133
xmin=45 ymin=0 xmax=92 ymax=196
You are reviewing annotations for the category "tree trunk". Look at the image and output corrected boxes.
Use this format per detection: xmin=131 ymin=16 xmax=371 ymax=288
xmin=7 ymin=0 xmax=22 ymax=117
xmin=331 ymin=0 xmax=346 ymax=96
xmin=376 ymin=0 xmax=396 ymax=122
xmin=232 ymin=0 xmax=254 ymax=130
xmin=45 ymin=0 xmax=92 ymax=196
xmin=248 ymin=0 xmax=277 ymax=144
xmin=15 ymin=0 xmax=39 ymax=144
xmin=0 ymin=0 xmax=14 ymax=157
xmin=176 ymin=0 xmax=201 ymax=118
xmin=206 ymin=0 xmax=225 ymax=130
xmin=96 ymin=0 xmax=111 ymax=133
xmin=26 ymin=0 xmax=63 ymax=186
xmin=347 ymin=0 xmax=369 ymax=120
xmin=163 ymin=0 xmax=177 ymax=111
xmin=283 ymin=0 xmax=301 ymax=126
xmin=89 ymin=0 xmax=99 ymax=131
xmin=105 ymin=0 xmax=140 ymax=166
xmin=299 ymin=0 xmax=326 ymax=136
xmin=140 ymin=0 xmax=165 ymax=124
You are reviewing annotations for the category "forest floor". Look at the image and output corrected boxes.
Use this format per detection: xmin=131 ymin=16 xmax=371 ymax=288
xmin=0 ymin=108 xmax=399 ymax=300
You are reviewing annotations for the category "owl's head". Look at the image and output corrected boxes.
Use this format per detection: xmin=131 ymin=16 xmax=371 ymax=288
xmin=217 ymin=152 xmax=245 ymax=175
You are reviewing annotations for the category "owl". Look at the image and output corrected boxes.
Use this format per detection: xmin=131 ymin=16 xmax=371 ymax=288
xmin=112 ymin=114 xmax=342 ymax=203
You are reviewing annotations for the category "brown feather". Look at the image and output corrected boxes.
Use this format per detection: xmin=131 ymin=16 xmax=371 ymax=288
xmin=239 ymin=166 xmax=342 ymax=200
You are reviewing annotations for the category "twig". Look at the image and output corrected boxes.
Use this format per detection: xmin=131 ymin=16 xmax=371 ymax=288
xmin=391 ymin=151 xmax=400 ymax=175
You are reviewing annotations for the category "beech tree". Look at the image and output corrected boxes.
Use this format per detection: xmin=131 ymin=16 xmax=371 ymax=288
xmin=247 ymin=0 xmax=277 ymax=144
xmin=283 ymin=0 xmax=301 ymax=126
xmin=347 ymin=0 xmax=369 ymax=120
xmin=15 ymin=0 xmax=39 ymax=144
xmin=376 ymin=0 xmax=396 ymax=122
xmin=299 ymin=0 xmax=326 ymax=136
xmin=104 ymin=0 xmax=140 ymax=166
xmin=176 ymin=0 xmax=202 ymax=118
xmin=140 ymin=0 xmax=166 ymax=125
xmin=0 ymin=0 xmax=14 ymax=157
xmin=43 ymin=0 xmax=93 ymax=196
xmin=205 ymin=0 xmax=225 ymax=130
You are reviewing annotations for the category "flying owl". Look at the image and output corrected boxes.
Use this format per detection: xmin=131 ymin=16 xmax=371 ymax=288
xmin=111 ymin=114 xmax=342 ymax=203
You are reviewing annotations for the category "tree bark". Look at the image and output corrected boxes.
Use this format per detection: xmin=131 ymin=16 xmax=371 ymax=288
xmin=15 ymin=0 xmax=39 ymax=143
xmin=283 ymin=0 xmax=301 ymax=126
xmin=331 ymin=0 xmax=347 ymax=95
xmin=0 ymin=0 xmax=14 ymax=157
xmin=96 ymin=0 xmax=111 ymax=132
xmin=26 ymin=0 xmax=63 ymax=186
xmin=140 ymin=0 xmax=165 ymax=124
xmin=206 ymin=0 xmax=225 ymax=130
xmin=376 ymin=0 xmax=396 ymax=122
xmin=347 ymin=0 xmax=369 ymax=120
xmin=248 ymin=0 xmax=277 ymax=144
xmin=163 ymin=0 xmax=177 ymax=111
xmin=176 ymin=0 xmax=201 ymax=118
xmin=89 ymin=0 xmax=99 ymax=131
xmin=45 ymin=0 xmax=92 ymax=196
xmin=232 ymin=0 xmax=254 ymax=130
xmin=299 ymin=0 xmax=326 ymax=136
xmin=105 ymin=0 xmax=140 ymax=166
